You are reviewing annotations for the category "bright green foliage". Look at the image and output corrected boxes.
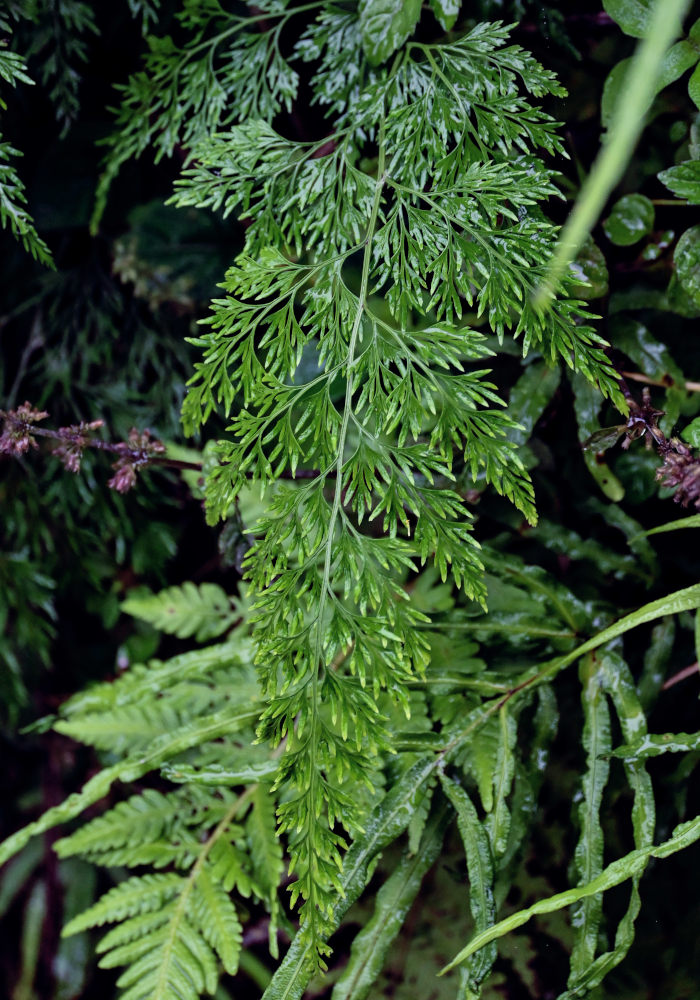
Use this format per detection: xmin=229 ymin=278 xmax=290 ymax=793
xmin=3 ymin=575 xmax=700 ymax=1000
xmin=442 ymin=813 xmax=700 ymax=974
xmin=158 ymin=9 xmax=622 ymax=949
xmin=603 ymin=193 xmax=654 ymax=246
xmin=121 ymin=582 xmax=242 ymax=642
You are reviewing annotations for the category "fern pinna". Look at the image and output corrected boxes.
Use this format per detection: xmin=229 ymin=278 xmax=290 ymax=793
xmin=3 ymin=3 xmax=700 ymax=1000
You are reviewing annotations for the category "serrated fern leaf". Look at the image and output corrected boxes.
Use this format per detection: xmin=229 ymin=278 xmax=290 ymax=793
xmin=63 ymin=873 xmax=184 ymax=935
xmin=121 ymin=582 xmax=240 ymax=642
xmin=160 ymin=12 xmax=630 ymax=946
xmin=64 ymin=795 xmax=247 ymax=1000
xmin=263 ymin=755 xmax=441 ymax=1000
xmin=0 ymin=136 xmax=54 ymax=266
xmin=439 ymin=774 xmax=497 ymax=993
xmin=0 ymin=702 xmax=259 ymax=868
xmin=57 ymin=640 xmax=250 ymax=717
xmin=331 ymin=795 xmax=452 ymax=1000
xmin=569 ymin=652 xmax=612 ymax=974
xmin=442 ymin=814 xmax=700 ymax=975
xmin=54 ymin=786 xmax=239 ymax=870
xmin=246 ymin=783 xmax=283 ymax=956
xmin=91 ymin=2 xmax=302 ymax=231
xmin=562 ymin=650 xmax=656 ymax=997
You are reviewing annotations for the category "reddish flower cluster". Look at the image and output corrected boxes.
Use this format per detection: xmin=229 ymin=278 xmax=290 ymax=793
xmin=656 ymin=438 xmax=700 ymax=509
xmin=107 ymin=429 xmax=166 ymax=494
xmin=0 ymin=402 xmax=49 ymax=455
xmin=52 ymin=420 xmax=104 ymax=473
xmin=1 ymin=404 xmax=171 ymax=494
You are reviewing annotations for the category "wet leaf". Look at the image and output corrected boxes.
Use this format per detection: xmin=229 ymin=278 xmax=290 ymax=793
xmin=429 ymin=0 xmax=460 ymax=31
xmin=442 ymin=815 xmax=700 ymax=973
xmin=572 ymin=373 xmax=626 ymax=501
xmin=603 ymin=0 xmax=654 ymax=38
xmin=602 ymin=42 xmax=699 ymax=129
xmin=603 ymin=194 xmax=655 ymax=246
xmin=507 ymin=360 xmax=561 ymax=447
xmin=358 ymin=0 xmax=422 ymax=66
xmin=681 ymin=415 xmax=700 ymax=447
xmin=581 ymin=426 xmax=627 ymax=453
xmin=610 ymin=731 xmax=700 ymax=760
xmin=569 ymin=236 xmax=609 ymax=299
xmin=689 ymin=61 xmax=700 ymax=109
xmin=674 ymin=224 xmax=700 ymax=306
xmin=659 ymin=160 xmax=700 ymax=202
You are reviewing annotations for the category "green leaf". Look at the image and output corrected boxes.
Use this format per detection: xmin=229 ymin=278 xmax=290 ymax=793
xmin=689 ymin=60 xmax=700 ymax=108
xmin=428 ymin=0 xmax=460 ymax=31
xmin=0 ymin=137 xmax=55 ymax=267
xmin=358 ymin=0 xmax=422 ymax=66
xmin=439 ymin=775 xmax=497 ymax=990
xmin=262 ymin=757 xmax=438 ymax=1000
xmin=441 ymin=814 xmax=700 ymax=973
xmin=121 ymin=583 xmax=239 ymax=642
xmin=601 ymin=40 xmax=699 ymax=130
xmin=247 ymin=784 xmax=283 ymax=956
xmin=610 ymin=731 xmax=700 ymax=760
xmin=331 ymin=798 xmax=451 ymax=1000
xmin=659 ymin=159 xmax=700 ymax=201
xmin=674 ymin=225 xmax=700 ymax=307
xmin=638 ymin=514 xmax=700 ymax=535
xmin=0 ymin=706 xmax=259 ymax=868
xmin=483 ymin=706 xmax=517 ymax=858
xmin=603 ymin=194 xmax=654 ymax=246
xmin=567 ymin=651 xmax=656 ymax=994
xmin=603 ymin=0 xmax=654 ymax=37
xmin=506 ymin=361 xmax=561 ymax=448
xmin=681 ymin=415 xmax=700 ymax=447
xmin=569 ymin=653 xmax=611 ymax=976
xmin=528 ymin=582 xmax=700 ymax=692
xmin=572 ymin=372 xmax=626 ymax=501
xmin=161 ymin=760 xmax=278 ymax=786
xmin=637 ymin=617 xmax=675 ymax=710
xmin=569 ymin=236 xmax=609 ymax=299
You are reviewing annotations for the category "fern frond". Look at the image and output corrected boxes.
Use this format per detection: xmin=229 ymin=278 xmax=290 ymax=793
xmin=63 ymin=793 xmax=249 ymax=1000
xmin=164 ymin=11 xmax=630 ymax=950
xmin=570 ymin=653 xmax=612 ymax=974
xmin=121 ymin=582 xmax=241 ymax=642
xmin=0 ymin=135 xmax=54 ymax=266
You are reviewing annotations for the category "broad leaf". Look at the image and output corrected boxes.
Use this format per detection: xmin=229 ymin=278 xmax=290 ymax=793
xmin=603 ymin=194 xmax=654 ymax=246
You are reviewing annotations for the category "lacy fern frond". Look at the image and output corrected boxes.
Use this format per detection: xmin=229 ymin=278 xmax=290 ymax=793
xmin=90 ymin=0 xmax=306 ymax=231
xmin=121 ymin=582 xmax=243 ymax=642
xmin=57 ymin=780 xmax=280 ymax=1000
xmin=161 ymin=11 xmax=627 ymax=952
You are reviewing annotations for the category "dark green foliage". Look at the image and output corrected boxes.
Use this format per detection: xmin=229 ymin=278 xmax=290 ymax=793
xmin=2 ymin=3 xmax=700 ymax=1000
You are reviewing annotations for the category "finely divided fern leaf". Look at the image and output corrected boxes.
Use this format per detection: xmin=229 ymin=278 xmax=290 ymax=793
xmin=121 ymin=582 xmax=240 ymax=642
xmin=167 ymin=16 xmax=623 ymax=945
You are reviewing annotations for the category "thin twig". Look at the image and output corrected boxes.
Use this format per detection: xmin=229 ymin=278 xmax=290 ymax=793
xmin=7 ymin=311 xmax=45 ymax=410
xmin=621 ymin=370 xmax=700 ymax=393
xmin=662 ymin=662 xmax=699 ymax=690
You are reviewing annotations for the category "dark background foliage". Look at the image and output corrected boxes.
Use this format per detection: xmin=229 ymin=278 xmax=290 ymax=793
xmin=1 ymin=2 xmax=699 ymax=997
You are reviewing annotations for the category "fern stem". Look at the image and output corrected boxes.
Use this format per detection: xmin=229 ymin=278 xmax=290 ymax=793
xmin=300 ymin=113 xmax=387 ymax=936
